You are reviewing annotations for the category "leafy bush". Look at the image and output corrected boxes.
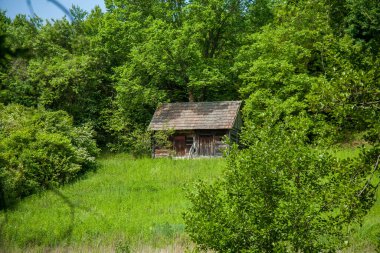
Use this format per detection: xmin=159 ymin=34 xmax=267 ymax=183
xmin=184 ymin=126 xmax=377 ymax=252
xmin=0 ymin=104 xmax=99 ymax=209
xmin=125 ymin=129 xmax=152 ymax=158
xmin=124 ymin=128 xmax=174 ymax=158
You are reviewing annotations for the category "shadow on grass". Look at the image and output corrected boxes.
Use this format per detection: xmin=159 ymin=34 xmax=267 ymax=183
xmin=0 ymin=187 xmax=78 ymax=249
xmin=48 ymin=187 xmax=76 ymax=244
xmin=46 ymin=186 xmax=111 ymax=245
xmin=0 ymin=184 xmax=110 ymax=251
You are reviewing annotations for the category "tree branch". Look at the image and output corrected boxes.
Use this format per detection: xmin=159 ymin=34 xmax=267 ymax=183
xmin=357 ymin=154 xmax=380 ymax=197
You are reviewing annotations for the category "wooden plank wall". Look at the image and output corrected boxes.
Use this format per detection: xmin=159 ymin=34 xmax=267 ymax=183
xmin=153 ymin=130 xmax=232 ymax=158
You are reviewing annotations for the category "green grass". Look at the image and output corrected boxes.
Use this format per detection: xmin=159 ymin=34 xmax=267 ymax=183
xmin=1 ymin=148 xmax=379 ymax=252
xmin=0 ymin=155 xmax=225 ymax=252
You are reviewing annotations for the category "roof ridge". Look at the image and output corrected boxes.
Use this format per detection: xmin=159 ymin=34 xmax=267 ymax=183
xmin=149 ymin=101 xmax=242 ymax=131
xmin=161 ymin=100 xmax=241 ymax=104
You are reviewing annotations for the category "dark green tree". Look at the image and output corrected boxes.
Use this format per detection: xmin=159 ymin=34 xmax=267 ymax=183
xmin=0 ymin=104 xmax=99 ymax=209
xmin=184 ymin=125 xmax=377 ymax=252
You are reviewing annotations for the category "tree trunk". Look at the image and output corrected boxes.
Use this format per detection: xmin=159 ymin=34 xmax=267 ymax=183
xmin=189 ymin=90 xmax=194 ymax=102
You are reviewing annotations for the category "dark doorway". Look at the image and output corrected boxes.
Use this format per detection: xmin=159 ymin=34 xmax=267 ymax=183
xmin=174 ymin=136 xmax=186 ymax=156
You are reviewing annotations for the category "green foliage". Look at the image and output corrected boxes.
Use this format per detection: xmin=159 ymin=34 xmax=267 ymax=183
xmin=124 ymin=129 xmax=152 ymax=158
xmin=184 ymin=126 xmax=377 ymax=252
xmin=154 ymin=128 xmax=174 ymax=151
xmin=110 ymin=128 xmax=174 ymax=158
xmin=0 ymin=8 xmax=114 ymax=146
xmin=234 ymin=0 xmax=380 ymax=145
xmin=115 ymin=240 xmax=131 ymax=253
xmin=344 ymin=0 xmax=380 ymax=53
xmin=1 ymin=0 xmax=379 ymax=150
xmin=0 ymin=0 xmax=380 ymax=251
xmin=0 ymin=104 xmax=99 ymax=209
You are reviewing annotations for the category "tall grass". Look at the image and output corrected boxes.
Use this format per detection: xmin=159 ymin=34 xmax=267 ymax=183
xmin=1 ymin=149 xmax=379 ymax=252
xmin=0 ymin=155 xmax=224 ymax=252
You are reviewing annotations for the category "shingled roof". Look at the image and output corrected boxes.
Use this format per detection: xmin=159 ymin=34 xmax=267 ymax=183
xmin=149 ymin=101 xmax=242 ymax=130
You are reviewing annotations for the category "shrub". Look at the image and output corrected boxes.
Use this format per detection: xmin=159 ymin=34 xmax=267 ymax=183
xmin=0 ymin=104 xmax=99 ymax=209
xmin=123 ymin=128 xmax=174 ymax=158
xmin=125 ymin=129 xmax=152 ymax=158
xmin=184 ymin=126 xmax=377 ymax=252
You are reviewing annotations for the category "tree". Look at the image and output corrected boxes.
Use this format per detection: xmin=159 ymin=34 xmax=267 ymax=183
xmin=0 ymin=104 xmax=99 ymax=210
xmin=184 ymin=126 xmax=377 ymax=252
xmin=344 ymin=0 xmax=380 ymax=53
xmin=234 ymin=0 xmax=380 ymax=144
xmin=107 ymin=0 xmax=262 ymax=150
xmin=234 ymin=0 xmax=337 ymax=144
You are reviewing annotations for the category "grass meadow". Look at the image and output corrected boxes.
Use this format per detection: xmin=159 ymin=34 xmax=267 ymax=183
xmin=0 ymin=149 xmax=379 ymax=252
xmin=0 ymin=155 xmax=224 ymax=252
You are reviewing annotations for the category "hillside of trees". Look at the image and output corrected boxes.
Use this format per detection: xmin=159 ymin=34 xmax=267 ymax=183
xmin=1 ymin=0 xmax=379 ymax=149
xmin=0 ymin=0 xmax=379 ymax=251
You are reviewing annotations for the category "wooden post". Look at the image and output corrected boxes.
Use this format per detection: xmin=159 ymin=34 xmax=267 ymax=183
xmin=151 ymin=131 xmax=155 ymax=159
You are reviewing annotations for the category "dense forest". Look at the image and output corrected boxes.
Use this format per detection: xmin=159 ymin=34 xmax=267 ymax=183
xmin=0 ymin=0 xmax=380 ymax=251
xmin=1 ymin=0 xmax=379 ymax=148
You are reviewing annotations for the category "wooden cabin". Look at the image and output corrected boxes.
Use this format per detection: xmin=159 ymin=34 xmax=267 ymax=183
xmin=148 ymin=101 xmax=242 ymax=158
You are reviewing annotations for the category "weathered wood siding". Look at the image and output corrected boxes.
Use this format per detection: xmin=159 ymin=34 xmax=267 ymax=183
xmin=149 ymin=101 xmax=242 ymax=158
xmin=154 ymin=149 xmax=171 ymax=158
xmin=153 ymin=130 xmax=230 ymax=158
